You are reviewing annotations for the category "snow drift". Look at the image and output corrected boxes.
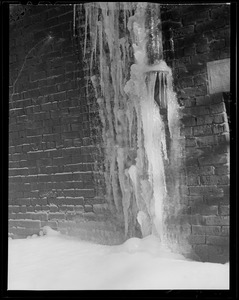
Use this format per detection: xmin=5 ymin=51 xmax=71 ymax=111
xmin=8 ymin=230 xmax=229 ymax=290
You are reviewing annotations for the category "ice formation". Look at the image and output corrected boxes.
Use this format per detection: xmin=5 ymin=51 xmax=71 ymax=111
xmin=79 ymin=2 xmax=184 ymax=248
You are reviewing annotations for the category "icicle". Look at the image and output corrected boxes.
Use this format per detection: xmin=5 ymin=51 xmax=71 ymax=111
xmin=159 ymin=72 xmax=162 ymax=107
xmin=73 ymin=4 xmax=76 ymax=37
xmin=83 ymin=4 xmax=89 ymax=58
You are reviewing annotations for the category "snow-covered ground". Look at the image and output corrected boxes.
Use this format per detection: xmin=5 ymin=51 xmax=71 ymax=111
xmin=8 ymin=227 xmax=229 ymax=290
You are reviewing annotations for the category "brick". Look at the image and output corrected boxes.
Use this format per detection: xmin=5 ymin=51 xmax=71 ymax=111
xmin=71 ymin=124 xmax=82 ymax=132
xmin=40 ymin=220 xmax=58 ymax=229
xmin=192 ymin=244 xmax=207 ymax=261
xmin=38 ymin=79 xmax=47 ymax=87
xmin=45 ymin=166 xmax=62 ymax=174
xmin=180 ymin=126 xmax=193 ymax=136
xmin=16 ymin=212 xmax=48 ymax=221
xmin=191 ymin=204 xmax=218 ymax=215
xmin=48 ymin=68 xmax=65 ymax=78
xmin=41 ymin=102 xmax=58 ymax=111
xmin=180 ymin=61 xmax=205 ymax=77
xmin=196 ymin=43 xmax=210 ymax=54
xmin=9 ymin=212 xmax=16 ymax=220
xmin=221 ymin=226 xmax=229 ymax=236
xmin=193 ymin=74 xmax=207 ymax=86
xmin=31 ymin=197 xmax=48 ymax=206
xmin=181 ymin=116 xmax=196 ymax=127
xmin=219 ymin=205 xmax=229 ymax=216
xmin=195 ymin=95 xmax=211 ymax=106
xmin=9 ymin=206 xmax=21 ymax=214
xmin=62 ymin=132 xmax=82 ymax=140
xmin=19 ymin=206 xmax=28 ymax=213
xmin=46 ymin=197 xmax=64 ymax=206
xmin=75 ymin=189 xmax=95 ymax=198
xmin=92 ymin=203 xmax=109 ymax=214
xmin=46 ymin=142 xmax=56 ymax=149
xmin=198 ymin=152 xmax=229 ymax=166
xmin=9 ymin=168 xmax=29 ymax=176
xmin=23 ymin=190 xmax=39 ymax=198
xmin=183 ymin=9 xmax=209 ymax=25
xmin=173 ymin=25 xmax=195 ymax=38
xmin=26 ymin=206 xmax=35 ymax=212
xmin=184 ymin=106 xmax=210 ymax=117
xmin=206 ymin=236 xmax=229 ymax=246
xmin=52 ymin=157 xmax=72 ymax=165
xmin=25 ymin=89 xmax=41 ymax=99
xmin=199 ymin=166 xmax=215 ymax=175
xmin=50 ymin=206 xmax=59 ymax=212
xmin=195 ymin=18 xmax=227 ymax=34
xmin=200 ymin=175 xmax=219 ymax=185
xmin=9 ymin=219 xmax=41 ymax=228
xmin=192 ymin=225 xmax=221 ymax=236
xmin=210 ymin=103 xmax=226 ymax=114
xmin=189 ymin=186 xmax=223 ymax=196
xmin=218 ymin=133 xmax=230 ymax=144
xmin=60 ymin=205 xmax=75 ymax=212
xmin=213 ymin=113 xmax=226 ymax=124
xmin=9 ymin=227 xmax=40 ymax=237
xmin=48 ymin=213 xmax=66 ymax=220
xmin=37 ymin=174 xmax=52 ymax=182
xmin=212 ymin=123 xmax=229 ymax=134
xmin=31 ymin=71 xmax=46 ymax=81
xmin=215 ymin=165 xmax=229 ymax=175
xmin=204 ymin=216 xmax=229 ymax=226
xmin=178 ymin=77 xmax=194 ymax=88
xmin=26 ymin=127 xmax=44 ymax=136
xmin=210 ymin=92 xmax=224 ymax=104
xmin=193 ymin=125 xmax=212 ymax=136
xmin=186 ymin=175 xmax=200 ymax=186
xmin=39 ymin=85 xmax=58 ymax=96
xmin=52 ymin=173 xmax=73 ymax=182
xmin=204 ymin=195 xmax=229 ymax=205
xmin=42 ymin=133 xmax=61 ymax=143
xmin=62 ymin=189 xmax=78 ymax=198
xmin=32 ymin=112 xmax=51 ymax=121
xmin=218 ymin=175 xmax=229 ymax=185
xmin=211 ymin=6 xmax=230 ymax=19
xmin=219 ymin=47 xmax=230 ymax=59
xmin=185 ymin=195 xmax=204 ymax=206
xmin=180 ymin=214 xmax=204 ymax=225
xmin=196 ymin=135 xmax=218 ymax=147
xmin=209 ymin=39 xmax=225 ymax=51
xmin=188 ymin=235 xmax=206 ymax=245
xmin=66 ymin=211 xmax=77 ymax=220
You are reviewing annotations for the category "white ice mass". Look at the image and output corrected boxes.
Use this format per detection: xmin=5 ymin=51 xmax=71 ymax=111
xmin=85 ymin=2 xmax=185 ymax=249
xmin=8 ymin=231 xmax=229 ymax=290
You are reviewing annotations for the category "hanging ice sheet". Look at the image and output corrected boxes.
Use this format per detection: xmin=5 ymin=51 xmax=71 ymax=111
xmin=79 ymin=2 xmax=183 ymax=248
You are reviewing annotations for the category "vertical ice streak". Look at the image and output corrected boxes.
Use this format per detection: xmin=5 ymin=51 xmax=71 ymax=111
xmin=81 ymin=2 xmax=184 ymax=249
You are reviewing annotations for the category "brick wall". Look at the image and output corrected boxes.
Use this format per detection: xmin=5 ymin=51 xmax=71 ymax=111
xmin=9 ymin=5 xmax=124 ymax=244
xmin=161 ymin=4 xmax=230 ymax=262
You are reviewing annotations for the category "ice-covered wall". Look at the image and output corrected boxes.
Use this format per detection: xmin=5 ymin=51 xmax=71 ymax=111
xmin=81 ymin=2 xmax=187 ymax=252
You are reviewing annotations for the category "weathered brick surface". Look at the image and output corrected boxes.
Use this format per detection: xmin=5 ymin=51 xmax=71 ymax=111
xmin=162 ymin=4 xmax=230 ymax=262
xmin=9 ymin=5 xmax=108 ymax=240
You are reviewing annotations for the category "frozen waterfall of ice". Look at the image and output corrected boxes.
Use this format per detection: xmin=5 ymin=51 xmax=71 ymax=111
xmin=81 ymin=2 xmax=185 ymax=251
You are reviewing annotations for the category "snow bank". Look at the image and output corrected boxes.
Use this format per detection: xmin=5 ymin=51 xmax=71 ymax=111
xmin=8 ymin=232 xmax=229 ymax=290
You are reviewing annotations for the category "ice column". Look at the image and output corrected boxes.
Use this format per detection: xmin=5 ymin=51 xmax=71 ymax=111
xmin=81 ymin=2 xmax=183 ymax=245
